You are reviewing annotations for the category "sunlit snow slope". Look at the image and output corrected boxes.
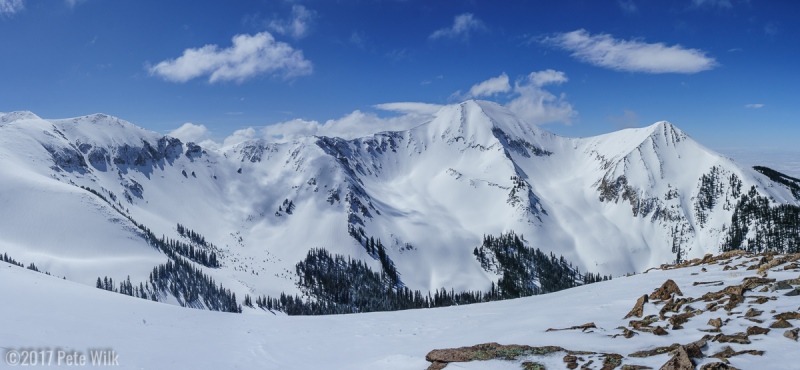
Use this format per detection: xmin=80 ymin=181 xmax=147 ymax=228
xmin=0 ymin=101 xmax=796 ymax=301
xmin=3 ymin=252 xmax=799 ymax=369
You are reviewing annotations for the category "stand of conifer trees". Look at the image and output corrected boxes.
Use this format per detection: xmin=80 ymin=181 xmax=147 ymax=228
xmin=262 ymin=231 xmax=609 ymax=316
xmin=722 ymin=185 xmax=800 ymax=253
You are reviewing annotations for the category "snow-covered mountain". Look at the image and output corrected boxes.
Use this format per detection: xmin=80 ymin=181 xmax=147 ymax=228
xmin=1 ymin=101 xmax=797 ymax=304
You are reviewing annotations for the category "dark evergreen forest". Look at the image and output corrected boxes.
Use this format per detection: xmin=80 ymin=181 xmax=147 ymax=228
xmin=258 ymin=231 xmax=610 ymax=315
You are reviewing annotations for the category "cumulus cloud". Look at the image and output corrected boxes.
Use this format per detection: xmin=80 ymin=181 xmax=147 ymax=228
xmin=505 ymin=70 xmax=577 ymax=125
xmin=223 ymin=127 xmax=258 ymax=147
xmin=543 ymin=29 xmax=718 ymax=74
xmin=467 ymin=73 xmax=511 ymax=98
xmin=429 ymin=13 xmax=486 ymax=41
xmin=267 ymin=5 xmax=316 ymax=39
xmin=745 ymin=104 xmax=764 ymax=109
xmin=448 ymin=70 xmax=576 ymax=125
xmin=0 ymin=0 xmax=24 ymax=15
xmin=526 ymin=69 xmax=568 ymax=87
xmin=169 ymin=123 xmax=210 ymax=143
xmin=148 ymin=32 xmax=312 ymax=83
xmin=262 ymin=110 xmax=432 ymax=143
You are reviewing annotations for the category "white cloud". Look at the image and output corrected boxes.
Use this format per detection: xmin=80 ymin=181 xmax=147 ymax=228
xmin=526 ymin=69 xmax=568 ymax=87
xmin=169 ymin=123 xmax=210 ymax=143
xmin=261 ymin=119 xmax=320 ymax=143
xmin=745 ymin=104 xmax=764 ymax=109
xmin=467 ymin=73 xmax=511 ymax=98
xmin=323 ymin=111 xmax=430 ymax=139
xmin=373 ymin=102 xmax=443 ymax=115
xmin=429 ymin=13 xmax=486 ymax=41
xmin=544 ymin=29 xmax=718 ymax=74
xmin=262 ymin=109 xmax=432 ymax=143
xmin=223 ymin=127 xmax=258 ymax=147
xmin=267 ymin=5 xmax=316 ymax=39
xmin=148 ymin=32 xmax=312 ymax=83
xmin=505 ymin=70 xmax=577 ymax=125
xmin=221 ymin=69 xmax=575 ymax=145
xmin=0 ymin=0 xmax=24 ymax=15
xmin=448 ymin=70 xmax=576 ymax=125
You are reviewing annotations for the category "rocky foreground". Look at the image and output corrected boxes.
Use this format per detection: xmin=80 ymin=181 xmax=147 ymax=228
xmin=425 ymin=251 xmax=800 ymax=370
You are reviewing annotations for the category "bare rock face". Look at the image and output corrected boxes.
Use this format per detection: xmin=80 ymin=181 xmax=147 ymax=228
xmin=785 ymin=328 xmax=799 ymax=341
xmin=659 ymin=346 xmax=693 ymax=370
xmin=770 ymin=319 xmax=794 ymax=329
xmin=744 ymin=308 xmax=763 ymax=317
xmin=624 ymin=294 xmax=649 ymax=319
xmin=651 ymin=280 xmax=683 ymax=301
xmin=741 ymin=277 xmax=775 ymax=291
xmin=710 ymin=345 xmax=764 ymax=363
xmin=774 ymin=311 xmax=800 ymax=320
xmin=424 ymin=342 xmax=565 ymax=369
xmin=712 ymin=333 xmax=750 ymax=345
xmin=746 ymin=326 xmax=770 ymax=335
xmin=563 ymin=354 xmax=578 ymax=369
xmin=682 ymin=337 xmax=707 ymax=359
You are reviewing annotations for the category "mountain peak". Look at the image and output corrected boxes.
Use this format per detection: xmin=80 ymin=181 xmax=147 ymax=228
xmin=420 ymin=100 xmax=549 ymax=149
xmin=49 ymin=113 xmax=160 ymax=146
xmin=644 ymin=120 xmax=688 ymax=145
xmin=0 ymin=110 xmax=42 ymax=124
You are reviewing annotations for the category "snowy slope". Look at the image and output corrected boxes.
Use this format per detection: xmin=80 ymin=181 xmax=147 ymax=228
xmin=2 ymin=252 xmax=799 ymax=369
xmin=0 ymin=103 xmax=797 ymax=304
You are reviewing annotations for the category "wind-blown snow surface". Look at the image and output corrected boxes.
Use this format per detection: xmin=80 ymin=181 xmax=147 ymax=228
xmin=2 ymin=255 xmax=799 ymax=369
xmin=0 ymin=102 xmax=797 ymax=301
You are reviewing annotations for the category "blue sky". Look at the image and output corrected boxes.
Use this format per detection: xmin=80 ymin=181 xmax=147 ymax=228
xmin=1 ymin=0 xmax=798 ymax=157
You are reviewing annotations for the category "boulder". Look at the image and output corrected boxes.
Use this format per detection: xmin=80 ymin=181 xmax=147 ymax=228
xmin=653 ymin=326 xmax=669 ymax=336
xmin=659 ymin=346 xmax=693 ymax=370
xmin=770 ymin=319 xmax=794 ymax=329
xmin=746 ymin=326 xmax=770 ymax=335
xmin=784 ymin=328 xmax=799 ymax=341
xmin=651 ymin=280 xmax=683 ymax=301
xmin=624 ymin=294 xmax=649 ymax=319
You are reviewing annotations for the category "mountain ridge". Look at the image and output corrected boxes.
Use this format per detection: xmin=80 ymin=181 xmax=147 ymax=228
xmin=0 ymin=101 xmax=798 ymax=309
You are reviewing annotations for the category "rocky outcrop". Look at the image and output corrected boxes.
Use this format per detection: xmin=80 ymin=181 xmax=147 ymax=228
xmin=650 ymin=280 xmax=683 ymax=301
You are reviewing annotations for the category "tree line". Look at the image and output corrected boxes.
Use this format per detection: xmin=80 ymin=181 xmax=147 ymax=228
xmin=260 ymin=231 xmax=610 ymax=316
xmin=722 ymin=184 xmax=800 ymax=254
